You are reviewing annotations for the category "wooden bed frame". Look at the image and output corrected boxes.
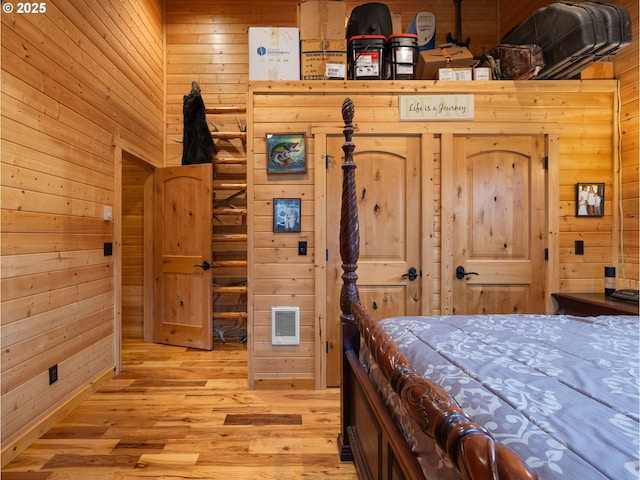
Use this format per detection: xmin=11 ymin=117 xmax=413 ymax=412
xmin=336 ymin=97 xmax=539 ymax=480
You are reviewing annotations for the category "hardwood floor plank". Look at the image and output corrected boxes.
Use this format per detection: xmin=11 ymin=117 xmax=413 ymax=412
xmin=0 ymin=473 xmax=53 ymax=480
xmin=2 ymin=339 xmax=357 ymax=479
xmin=41 ymin=454 xmax=140 ymax=469
xmin=112 ymin=440 xmax=166 ymax=454
xmin=22 ymin=439 xmax=120 ymax=455
xmin=224 ymin=413 xmax=302 ymax=425
xmin=39 ymin=426 xmax=109 ymax=439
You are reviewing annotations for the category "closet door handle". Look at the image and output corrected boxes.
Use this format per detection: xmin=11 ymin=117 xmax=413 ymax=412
xmin=194 ymin=261 xmax=212 ymax=271
xmin=456 ymin=265 xmax=479 ymax=280
xmin=402 ymin=267 xmax=419 ymax=281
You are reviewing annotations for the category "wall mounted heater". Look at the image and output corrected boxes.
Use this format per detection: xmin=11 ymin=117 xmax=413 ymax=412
xmin=271 ymin=306 xmax=300 ymax=345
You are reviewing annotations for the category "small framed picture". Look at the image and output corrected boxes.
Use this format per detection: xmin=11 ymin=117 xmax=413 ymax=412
xmin=273 ymin=198 xmax=301 ymax=233
xmin=267 ymin=133 xmax=306 ymax=173
xmin=576 ymin=183 xmax=604 ymax=217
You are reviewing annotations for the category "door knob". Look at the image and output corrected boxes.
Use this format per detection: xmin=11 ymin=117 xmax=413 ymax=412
xmin=402 ymin=267 xmax=419 ymax=281
xmin=456 ymin=265 xmax=479 ymax=280
xmin=194 ymin=261 xmax=212 ymax=271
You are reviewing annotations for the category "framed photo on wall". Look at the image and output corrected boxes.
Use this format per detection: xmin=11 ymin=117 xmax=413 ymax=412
xmin=576 ymin=183 xmax=604 ymax=217
xmin=266 ymin=133 xmax=306 ymax=173
xmin=273 ymin=198 xmax=301 ymax=233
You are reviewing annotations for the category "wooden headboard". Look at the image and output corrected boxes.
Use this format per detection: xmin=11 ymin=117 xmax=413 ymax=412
xmin=337 ymin=97 xmax=539 ymax=480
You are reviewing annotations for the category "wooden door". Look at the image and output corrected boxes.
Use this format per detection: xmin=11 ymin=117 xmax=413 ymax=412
xmin=154 ymin=164 xmax=213 ymax=350
xmin=443 ymin=135 xmax=547 ymax=314
xmin=326 ymin=134 xmax=422 ymax=386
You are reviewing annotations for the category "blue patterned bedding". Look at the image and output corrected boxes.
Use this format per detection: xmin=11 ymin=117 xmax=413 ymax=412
xmin=361 ymin=314 xmax=639 ymax=479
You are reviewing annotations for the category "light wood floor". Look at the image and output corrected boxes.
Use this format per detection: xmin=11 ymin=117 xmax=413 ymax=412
xmin=2 ymin=338 xmax=358 ymax=479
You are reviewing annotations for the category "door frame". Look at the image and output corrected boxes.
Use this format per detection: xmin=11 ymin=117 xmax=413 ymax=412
xmin=442 ymin=132 xmax=550 ymax=314
xmin=113 ymin=136 xmax=161 ymax=373
xmin=440 ymin=127 xmax=560 ymax=314
xmin=314 ymin=122 xmax=560 ymax=387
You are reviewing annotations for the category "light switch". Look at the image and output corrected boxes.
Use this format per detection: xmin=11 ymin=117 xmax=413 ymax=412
xmin=103 ymin=206 xmax=113 ymax=221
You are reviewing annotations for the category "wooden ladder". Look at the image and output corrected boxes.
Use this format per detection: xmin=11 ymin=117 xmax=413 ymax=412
xmin=208 ymin=106 xmax=248 ymax=343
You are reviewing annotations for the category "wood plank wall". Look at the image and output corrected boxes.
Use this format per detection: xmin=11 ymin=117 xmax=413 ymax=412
xmin=164 ymin=0 xmax=501 ymax=166
xmin=248 ymin=80 xmax=618 ymax=388
xmin=121 ymin=154 xmax=153 ymax=338
xmin=0 ymin=0 xmax=164 ymax=464
xmin=500 ymin=0 xmax=639 ymax=289
xmin=165 ymin=0 xmax=637 ymax=388
xmin=1 ymin=0 xmax=637 ymax=463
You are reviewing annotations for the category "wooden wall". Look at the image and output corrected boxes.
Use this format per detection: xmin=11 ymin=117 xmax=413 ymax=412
xmin=0 ymin=0 xmax=164 ymax=465
xmin=1 ymin=0 xmax=637 ymax=463
xmin=500 ymin=0 xmax=639 ymax=289
xmin=121 ymin=153 xmax=153 ymax=338
xmin=247 ymin=80 xmax=619 ymax=388
xmin=164 ymin=0 xmax=638 ymax=291
xmin=164 ymin=0 xmax=501 ymax=166
xmin=613 ymin=0 xmax=640 ymax=289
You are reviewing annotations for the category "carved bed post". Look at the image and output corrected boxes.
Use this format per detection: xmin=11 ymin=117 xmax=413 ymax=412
xmin=337 ymin=98 xmax=361 ymax=461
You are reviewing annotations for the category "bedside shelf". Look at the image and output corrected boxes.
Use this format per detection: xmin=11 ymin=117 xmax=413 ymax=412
xmin=551 ymin=292 xmax=639 ymax=316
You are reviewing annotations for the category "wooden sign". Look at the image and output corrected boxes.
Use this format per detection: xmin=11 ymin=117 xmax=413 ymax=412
xmin=399 ymin=94 xmax=474 ymax=121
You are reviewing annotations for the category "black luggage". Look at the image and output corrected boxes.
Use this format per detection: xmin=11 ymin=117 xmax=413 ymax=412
xmin=346 ymin=2 xmax=393 ymax=39
xmin=503 ymin=2 xmax=607 ymax=80
xmin=553 ymin=1 xmax=632 ymax=79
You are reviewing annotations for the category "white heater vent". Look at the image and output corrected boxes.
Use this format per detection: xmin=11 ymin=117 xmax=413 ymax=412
xmin=271 ymin=306 xmax=300 ymax=345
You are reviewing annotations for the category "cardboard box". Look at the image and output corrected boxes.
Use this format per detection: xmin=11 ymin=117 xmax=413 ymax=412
xmin=416 ymin=45 xmax=474 ymax=80
xmin=438 ymin=67 xmax=473 ymax=81
xmin=301 ymin=39 xmax=347 ymax=80
xmin=298 ymin=0 xmax=346 ymax=40
xmin=473 ymin=67 xmax=492 ymax=80
xmin=249 ymin=27 xmax=300 ymax=80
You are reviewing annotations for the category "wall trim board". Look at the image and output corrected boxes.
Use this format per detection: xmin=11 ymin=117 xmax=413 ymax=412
xmin=1 ymin=367 xmax=114 ymax=468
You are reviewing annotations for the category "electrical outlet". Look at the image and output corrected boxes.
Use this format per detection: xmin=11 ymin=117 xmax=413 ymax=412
xmin=49 ymin=364 xmax=58 ymax=385
xmin=575 ymin=240 xmax=584 ymax=255
xmin=104 ymin=242 xmax=113 ymax=256
xmin=298 ymin=241 xmax=307 ymax=256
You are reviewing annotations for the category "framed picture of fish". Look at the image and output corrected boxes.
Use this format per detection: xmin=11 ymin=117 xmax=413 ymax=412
xmin=273 ymin=198 xmax=301 ymax=233
xmin=266 ymin=133 xmax=306 ymax=173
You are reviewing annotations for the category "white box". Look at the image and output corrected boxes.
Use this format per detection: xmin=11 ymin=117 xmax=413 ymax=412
xmin=249 ymin=27 xmax=300 ymax=80
xmin=438 ymin=67 xmax=473 ymax=81
xmin=474 ymin=67 xmax=492 ymax=80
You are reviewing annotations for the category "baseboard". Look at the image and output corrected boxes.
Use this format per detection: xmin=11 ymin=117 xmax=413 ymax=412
xmin=1 ymin=367 xmax=114 ymax=468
